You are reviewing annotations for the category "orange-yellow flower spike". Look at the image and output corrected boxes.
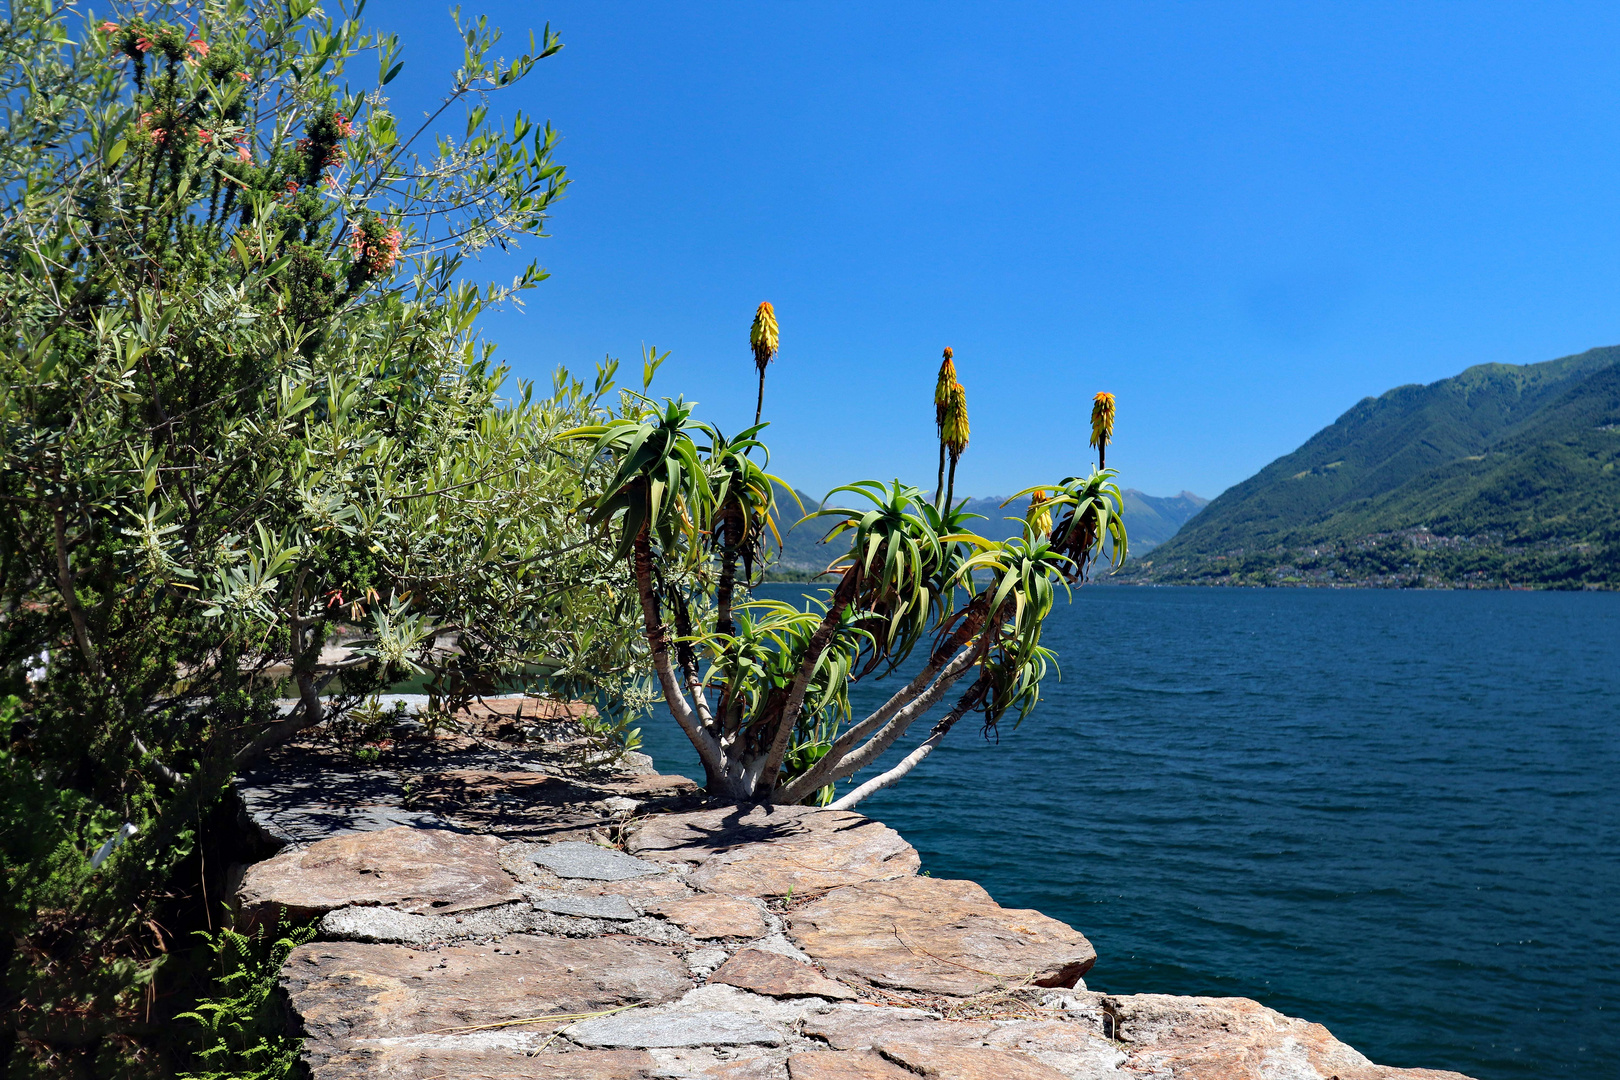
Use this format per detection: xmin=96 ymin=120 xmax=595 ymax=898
xmin=1090 ymin=392 xmax=1116 ymax=451
xmin=934 ymin=347 xmax=956 ymax=432
xmin=1026 ymin=489 xmax=1052 ymax=538
xmin=750 ymin=301 xmax=779 ymax=372
xmin=943 ymin=381 xmax=970 ymax=459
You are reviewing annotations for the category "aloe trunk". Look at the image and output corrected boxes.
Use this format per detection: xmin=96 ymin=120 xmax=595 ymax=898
xmin=826 ymin=677 xmax=986 ymax=811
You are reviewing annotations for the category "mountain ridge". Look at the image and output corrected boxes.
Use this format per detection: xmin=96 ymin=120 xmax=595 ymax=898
xmin=1129 ymin=344 xmax=1620 ymax=587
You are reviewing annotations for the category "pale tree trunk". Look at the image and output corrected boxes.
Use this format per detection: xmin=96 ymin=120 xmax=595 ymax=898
xmin=789 ymin=595 xmax=988 ymax=786
xmin=826 ymin=678 xmax=985 ymax=811
xmin=753 ymin=567 xmax=861 ymax=793
xmin=632 ymin=520 xmax=732 ymax=791
xmin=773 ymin=594 xmax=998 ymax=804
xmin=773 ymin=638 xmax=980 ymax=804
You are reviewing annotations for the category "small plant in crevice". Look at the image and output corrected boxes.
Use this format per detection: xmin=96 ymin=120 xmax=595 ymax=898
xmin=324 ymin=695 xmax=406 ymax=763
xmin=175 ymin=916 xmax=318 ymax=1080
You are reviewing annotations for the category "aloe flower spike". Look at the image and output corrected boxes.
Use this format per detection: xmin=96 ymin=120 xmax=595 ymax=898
xmin=1090 ymin=391 xmax=1116 ymax=471
xmin=942 ymin=380 xmax=969 ymax=509
xmin=751 ymin=301 xmax=779 ymax=425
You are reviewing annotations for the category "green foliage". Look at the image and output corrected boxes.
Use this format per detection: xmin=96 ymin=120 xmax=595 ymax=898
xmin=1 ymin=697 xmax=92 ymax=941
xmin=1139 ymin=347 xmax=1620 ymax=586
xmin=810 ymin=480 xmax=958 ymax=668
xmin=0 ymin=1 xmax=649 ymax=1071
xmin=324 ymin=694 xmax=406 ymax=762
xmin=174 ymin=919 xmax=318 ymax=1080
xmin=573 ymin=395 xmax=719 ymax=562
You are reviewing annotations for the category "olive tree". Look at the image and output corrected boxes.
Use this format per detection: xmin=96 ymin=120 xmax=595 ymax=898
xmin=0 ymin=2 xmax=644 ymax=1070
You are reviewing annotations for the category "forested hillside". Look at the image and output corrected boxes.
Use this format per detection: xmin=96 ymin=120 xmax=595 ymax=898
xmin=1132 ymin=346 xmax=1620 ymax=587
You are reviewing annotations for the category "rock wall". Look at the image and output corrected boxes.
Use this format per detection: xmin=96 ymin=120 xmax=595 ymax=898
xmin=234 ymin=715 xmax=1473 ymax=1080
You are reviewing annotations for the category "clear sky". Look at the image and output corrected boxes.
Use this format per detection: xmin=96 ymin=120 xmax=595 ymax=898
xmin=382 ymin=1 xmax=1620 ymax=500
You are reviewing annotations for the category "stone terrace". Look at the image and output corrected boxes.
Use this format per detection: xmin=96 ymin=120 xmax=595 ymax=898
xmin=233 ymin=702 xmax=1474 ymax=1080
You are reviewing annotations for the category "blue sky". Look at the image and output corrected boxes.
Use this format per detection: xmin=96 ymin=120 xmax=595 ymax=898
xmin=383 ymin=1 xmax=1620 ymax=500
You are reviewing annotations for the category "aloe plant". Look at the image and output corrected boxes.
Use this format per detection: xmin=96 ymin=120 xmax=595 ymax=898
xmin=571 ymin=342 xmax=1128 ymax=805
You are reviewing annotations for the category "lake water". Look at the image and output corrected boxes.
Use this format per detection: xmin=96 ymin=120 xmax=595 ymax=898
xmin=636 ymin=585 xmax=1619 ymax=1080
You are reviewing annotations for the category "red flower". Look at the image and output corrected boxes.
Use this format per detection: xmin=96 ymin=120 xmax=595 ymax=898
xmin=100 ymin=21 xmax=118 ymax=33
xmin=349 ymin=221 xmax=404 ymax=276
xmin=285 ymin=180 xmax=299 ymax=194
xmin=235 ymin=141 xmax=251 ymax=163
xmin=189 ymin=37 xmax=209 ymax=57
xmin=236 ymin=71 xmax=250 ymax=82
xmin=135 ymin=36 xmax=153 ymax=52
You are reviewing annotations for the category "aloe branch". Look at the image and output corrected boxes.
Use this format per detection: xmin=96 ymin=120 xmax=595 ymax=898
xmin=826 ymin=677 xmax=986 ymax=812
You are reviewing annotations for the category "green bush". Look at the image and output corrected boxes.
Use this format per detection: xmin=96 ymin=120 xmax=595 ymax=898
xmin=0 ymin=1 xmax=650 ymax=1072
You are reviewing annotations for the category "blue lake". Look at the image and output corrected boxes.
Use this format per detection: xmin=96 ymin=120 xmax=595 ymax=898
xmin=637 ymin=585 xmax=1619 ymax=1080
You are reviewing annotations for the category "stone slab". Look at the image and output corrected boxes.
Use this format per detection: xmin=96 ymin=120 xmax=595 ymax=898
xmin=805 ymin=997 xmax=1474 ymax=1080
xmin=626 ymin=805 xmax=919 ymax=897
xmin=307 ymin=1044 xmax=663 ymax=1080
xmin=532 ymin=892 xmax=640 ymax=920
xmin=403 ymin=770 xmax=616 ymax=835
xmin=644 ymin=895 xmax=769 ymax=940
xmin=708 ymin=948 xmax=856 ymax=1000
xmin=565 ymin=1009 xmax=785 ymax=1049
xmin=877 ymin=1043 xmax=1072 ymax=1080
xmin=319 ymin=903 xmax=536 ymax=945
xmin=1106 ymin=993 xmax=1477 ymax=1080
xmin=575 ymin=875 xmax=694 ymax=901
xmin=234 ymin=762 xmax=454 ymax=849
xmin=282 ymin=935 xmax=691 ymax=1046
xmin=237 ymin=826 xmax=520 ymax=922
xmin=652 ymin=1048 xmax=790 ymax=1079
xmin=800 ymin=1009 xmax=1129 ymax=1077
xmin=788 ymin=876 xmax=1095 ymax=995
xmin=318 ymin=900 xmax=652 ymax=945
xmin=802 ymin=1008 xmax=995 ymax=1051
xmin=788 ymin=1050 xmax=914 ymax=1080
xmin=530 ymin=840 xmax=664 ymax=880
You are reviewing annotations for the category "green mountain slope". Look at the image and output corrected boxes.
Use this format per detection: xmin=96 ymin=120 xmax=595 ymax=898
xmin=1135 ymin=345 xmax=1620 ymax=587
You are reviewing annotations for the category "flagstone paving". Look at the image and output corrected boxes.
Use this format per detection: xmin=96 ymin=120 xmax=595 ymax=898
xmin=236 ymin=720 xmax=1475 ymax=1080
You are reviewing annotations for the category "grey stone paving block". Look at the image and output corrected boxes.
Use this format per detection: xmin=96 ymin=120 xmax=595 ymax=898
xmin=531 ymin=840 xmax=662 ymax=880
xmin=533 ymin=892 xmax=639 ymax=920
xmin=566 ymin=1009 xmax=783 ymax=1049
xmin=320 ymin=903 xmax=552 ymax=944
